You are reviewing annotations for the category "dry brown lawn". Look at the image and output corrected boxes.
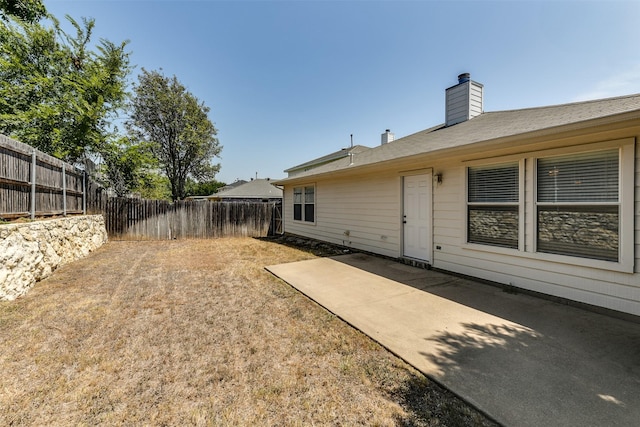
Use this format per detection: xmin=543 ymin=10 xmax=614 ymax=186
xmin=0 ymin=238 xmax=497 ymax=426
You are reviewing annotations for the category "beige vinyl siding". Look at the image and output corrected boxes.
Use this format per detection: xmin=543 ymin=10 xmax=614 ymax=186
xmin=432 ymin=164 xmax=462 ymax=256
xmin=284 ymin=172 xmax=401 ymax=257
xmin=282 ymin=130 xmax=639 ymax=316
xmin=435 ymin=250 xmax=640 ymax=314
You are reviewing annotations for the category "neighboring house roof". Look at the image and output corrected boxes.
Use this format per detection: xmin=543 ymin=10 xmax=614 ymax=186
xmin=276 ymin=93 xmax=640 ymax=183
xmin=216 ymin=179 xmax=248 ymax=193
xmin=208 ymin=178 xmax=282 ymax=200
xmin=284 ymin=145 xmax=370 ymax=174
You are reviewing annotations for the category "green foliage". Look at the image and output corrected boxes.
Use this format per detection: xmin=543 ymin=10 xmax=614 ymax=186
xmin=127 ymin=69 xmax=222 ymax=201
xmin=185 ymin=178 xmax=227 ymax=197
xmin=135 ymin=172 xmax=172 ymax=201
xmin=0 ymin=0 xmax=46 ymax=23
xmin=0 ymin=14 xmax=131 ymax=162
xmin=98 ymin=136 xmax=156 ymax=197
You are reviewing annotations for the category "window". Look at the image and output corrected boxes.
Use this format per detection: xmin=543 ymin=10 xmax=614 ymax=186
xmin=467 ymin=162 xmax=519 ymax=248
xmin=304 ymin=186 xmax=315 ymax=222
xmin=536 ymin=149 xmax=619 ymax=262
xmin=464 ymin=141 xmax=631 ymax=270
xmin=293 ymin=188 xmax=302 ymax=220
xmin=293 ymin=185 xmax=315 ymax=222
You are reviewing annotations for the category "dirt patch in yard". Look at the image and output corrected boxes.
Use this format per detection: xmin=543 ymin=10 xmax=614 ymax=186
xmin=0 ymin=238 xmax=497 ymax=426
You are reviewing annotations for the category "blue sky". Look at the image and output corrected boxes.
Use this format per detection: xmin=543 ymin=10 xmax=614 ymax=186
xmin=45 ymin=0 xmax=640 ymax=184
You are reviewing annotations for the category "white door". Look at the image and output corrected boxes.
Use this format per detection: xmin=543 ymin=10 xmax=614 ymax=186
xmin=403 ymin=174 xmax=432 ymax=262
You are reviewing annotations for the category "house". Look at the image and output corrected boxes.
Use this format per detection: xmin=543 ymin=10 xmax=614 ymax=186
xmin=207 ymin=178 xmax=282 ymax=202
xmin=216 ymin=179 xmax=248 ymax=193
xmin=184 ymin=181 xmax=249 ymax=201
xmin=275 ymin=73 xmax=640 ymax=317
xmin=285 ymin=144 xmax=370 ymax=177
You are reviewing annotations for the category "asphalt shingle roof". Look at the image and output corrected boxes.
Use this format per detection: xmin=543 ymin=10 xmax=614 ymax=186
xmin=285 ymin=145 xmax=370 ymax=172
xmin=212 ymin=179 xmax=282 ymax=199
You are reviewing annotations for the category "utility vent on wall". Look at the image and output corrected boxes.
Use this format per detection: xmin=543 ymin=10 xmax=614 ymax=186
xmin=445 ymin=73 xmax=483 ymax=126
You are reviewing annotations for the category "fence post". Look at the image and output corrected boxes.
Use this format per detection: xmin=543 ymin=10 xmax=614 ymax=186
xmin=82 ymin=170 xmax=87 ymax=215
xmin=62 ymin=165 xmax=67 ymax=216
xmin=30 ymin=150 xmax=36 ymax=220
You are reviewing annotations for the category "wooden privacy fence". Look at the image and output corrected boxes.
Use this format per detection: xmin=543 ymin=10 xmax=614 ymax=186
xmin=0 ymin=134 xmax=282 ymax=238
xmin=0 ymin=134 xmax=97 ymax=219
xmin=106 ymin=198 xmax=283 ymax=240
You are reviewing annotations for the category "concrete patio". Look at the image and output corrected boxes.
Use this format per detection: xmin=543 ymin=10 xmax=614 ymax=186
xmin=266 ymin=253 xmax=640 ymax=427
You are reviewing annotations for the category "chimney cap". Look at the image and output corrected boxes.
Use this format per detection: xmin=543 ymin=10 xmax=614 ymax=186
xmin=458 ymin=73 xmax=471 ymax=83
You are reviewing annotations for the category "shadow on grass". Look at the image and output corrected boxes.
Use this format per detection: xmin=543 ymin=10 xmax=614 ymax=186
xmin=390 ymin=370 xmax=500 ymax=427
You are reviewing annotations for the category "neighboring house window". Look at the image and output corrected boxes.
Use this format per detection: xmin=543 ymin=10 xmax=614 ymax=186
xmin=467 ymin=162 xmax=519 ymax=248
xmin=293 ymin=185 xmax=315 ymax=222
xmin=536 ymin=149 xmax=619 ymax=262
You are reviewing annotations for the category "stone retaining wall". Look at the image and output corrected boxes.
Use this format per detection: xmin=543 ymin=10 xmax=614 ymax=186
xmin=0 ymin=215 xmax=107 ymax=300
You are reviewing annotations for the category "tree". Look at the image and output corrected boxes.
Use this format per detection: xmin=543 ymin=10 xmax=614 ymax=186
xmin=0 ymin=0 xmax=46 ymax=23
xmin=0 ymin=14 xmax=131 ymax=161
xmin=185 ymin=178 xmax=227 ymax=197
xmin=127 ymin=69 xmax=221 ymax=201
xmin=136 ymin=172 xmax=172 ymax=201
xmin=99 ymin=137 xmax=155 ymax=197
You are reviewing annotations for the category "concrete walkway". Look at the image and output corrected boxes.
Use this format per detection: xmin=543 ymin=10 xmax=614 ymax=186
xmin=266 ymin=253 xmax=640 ymax=427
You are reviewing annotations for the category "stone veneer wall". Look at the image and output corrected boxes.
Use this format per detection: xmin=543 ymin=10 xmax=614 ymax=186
xmin=0 ymin=215 xmax=107 ymax=300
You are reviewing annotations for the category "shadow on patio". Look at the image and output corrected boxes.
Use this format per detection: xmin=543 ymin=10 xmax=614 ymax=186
xmin=319 ymin=252 xmax=640 ymax=426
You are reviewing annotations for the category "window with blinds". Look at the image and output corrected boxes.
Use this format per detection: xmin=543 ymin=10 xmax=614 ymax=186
xmin=467 ymin=163 xmax=519 ymax=248
xmin=536 ymin=149 xmax=619 ymax=261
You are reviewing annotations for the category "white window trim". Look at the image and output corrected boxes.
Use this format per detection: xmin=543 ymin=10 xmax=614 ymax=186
xmin=462 ymin=138 xmax=634 ymax=273
xmin=292 ymin=184 xmax=316 ymax=225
